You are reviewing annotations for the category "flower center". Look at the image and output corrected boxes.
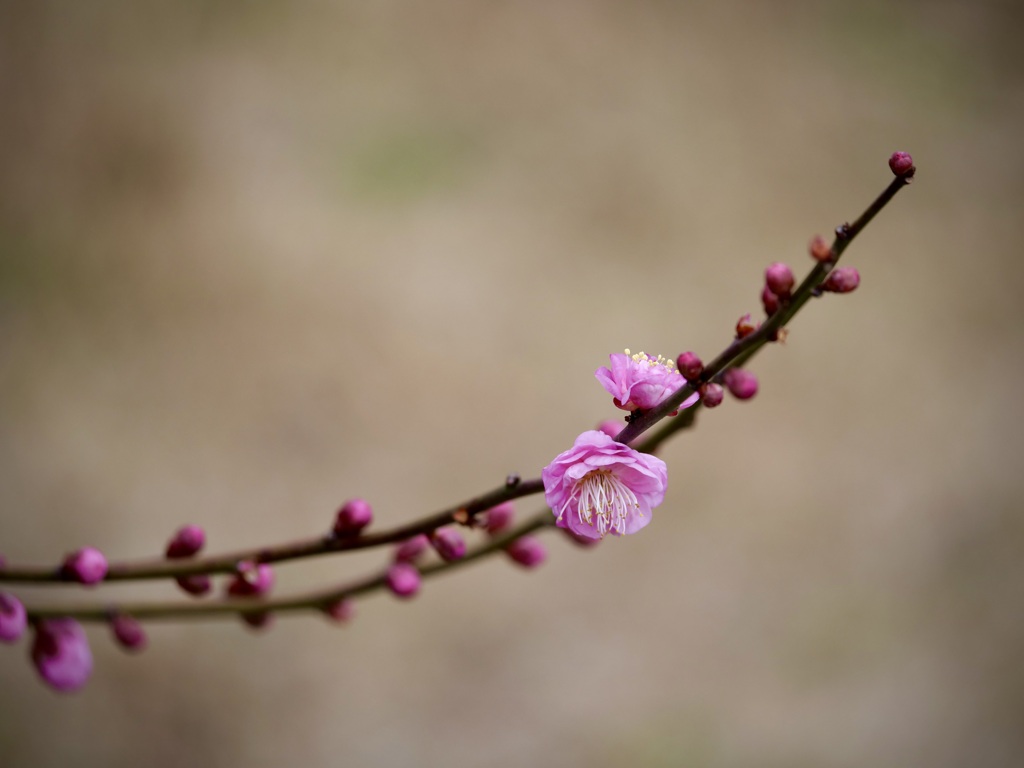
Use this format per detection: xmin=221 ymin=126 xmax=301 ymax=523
xmin=624 ymin=348 xmax=675 ymax=372
xmin=560 ymin=469 xmax=642 ymax=536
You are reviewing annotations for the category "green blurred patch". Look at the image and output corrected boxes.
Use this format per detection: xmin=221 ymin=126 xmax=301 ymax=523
xmin=594 ymin=712 xmax=721 ymax=768
xmin=341 ymin=126 xmax=477 ymax=204
xmin=825 ymin=2 xmax=989 ymax=112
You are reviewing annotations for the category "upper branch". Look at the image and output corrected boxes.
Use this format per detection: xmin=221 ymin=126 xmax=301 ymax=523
xmin=617 ymin=169 xmax=915 ymax=448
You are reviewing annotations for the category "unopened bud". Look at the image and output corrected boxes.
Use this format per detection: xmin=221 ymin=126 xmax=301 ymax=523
xmin=735 ymin=313 xmax=758 ymax=339
xmin=324 ymin=598 xmax=355 ymax=623
xmin=227 ymin=562 xmax=274 ymax=597
xmin=430 ymin=527 xmax=466 ymax=562
xmin=333 ymin=498 xmax=373 ymax=537
xmin=0 ymin=592 xmax=27 ymax=643
xmin=386 ymin=562 xmax=421 ymax=598
xmin=888 ymin=151 xmax=915 ymax=177
xmin=699 ymin=383 xmax=724 ymax=408
xmin=484 ymin=501 xmax=515 ymax=535
xmin=723 ymin=368 xmax=759 ymax=400
xmin=597 ymin=420 xmax=622 ymax=439
xmin=165 ymin=525 xmax=205 ymax=559
xmin=176 ymin=574 xmax=212 ymax=597
xmin=765 ymin=262 xmax=795 ymax=299
xmin=31 ymin=619 xmax=93 ymax=692
xmin=822 ymin=267 xmax=860 ymax=294
xmin=62 ymin=547 xmax=108 ymax=586
xmin=394 ymin=534 xmax=429 ymax=563
xmin=675 ymin=352 xmax=703 ymax=382
xmin=505 ymin=536 xmax=547 ymax=568
xmin=110 ymin=614 xmax=147 ymax=652
xmin=241 ymin=610 xmax=273 ymax=630
xmin=761 ymin=286 xmax=780 ymax=317
xmin=809 ymin=235 xmax=833 ymax=262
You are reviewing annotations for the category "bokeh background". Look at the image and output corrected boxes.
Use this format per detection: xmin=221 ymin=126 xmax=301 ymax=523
xmin=2 ymin=1 xmax=1023 ymax=766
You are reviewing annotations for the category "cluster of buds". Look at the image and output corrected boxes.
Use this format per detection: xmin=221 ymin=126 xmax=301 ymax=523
xmin=0 ymin=151 xmax=912 ymax=694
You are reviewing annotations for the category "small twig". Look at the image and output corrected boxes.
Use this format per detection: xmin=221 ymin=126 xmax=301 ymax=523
xmin=617 ymin=169 xmax=915 ymax=448
xmin=25 ymin=512 xmax=554 ymax=621
xmin=1 ymin=478 xmax=545 ymax=584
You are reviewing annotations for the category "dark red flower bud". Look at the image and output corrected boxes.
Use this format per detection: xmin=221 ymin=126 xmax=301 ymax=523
xmin=888 ymin=151 xmax=915 ymax=177
xmin=699 ymin=383 xmax=724 ymax=408
xmin=333 ymin=498 xmax=373 ymax=537
xmin=822 ymin=267 xmax=860 ymax=294
xmin=761 ymin=286 xmax=780 ymax=316
xmin=723 ymin=368 xmax=759 ymax=400
xmin=165 ymin=525 xmax=205 ymax=559
xmin=675 ymin=352 xmax=704 ymax=382
xmin=809 ymin=235 xmax=833 ymax=263
xmin=735 ymin=313 xmax=758 ymax=339
xmin=241 ymin=610 xmax=273 ymax=630
xmin=324 ymin=598 xmax=355 ymax=623
xmin=176 ymin=574 xmax=212 ymax=597
xmin=110 ymin=615 xmax=147 ymax=652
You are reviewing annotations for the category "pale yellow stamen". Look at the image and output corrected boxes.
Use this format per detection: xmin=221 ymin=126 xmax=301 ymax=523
xmin=624 ymin=348 xmax=676 ymax=372
xmin=558 ymin=469 xmax=642 ymax=537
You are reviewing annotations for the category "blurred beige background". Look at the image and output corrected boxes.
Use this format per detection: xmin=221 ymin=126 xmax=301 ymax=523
xmin=2 ymin=1 xmax=1023 ymax=766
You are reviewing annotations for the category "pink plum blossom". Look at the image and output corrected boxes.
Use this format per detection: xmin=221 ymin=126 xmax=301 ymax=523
xmin=595 ymin=349 xmax=699 ymax=413
xmin=542 ymin=430 xmax=668 ymax=540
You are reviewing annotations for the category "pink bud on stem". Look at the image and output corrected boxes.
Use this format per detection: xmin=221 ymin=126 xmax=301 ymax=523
xmin=386 ymin=562 xmax=421 ymax=598
xmin=0 ymin=592 xmax=27 ymax=643
xmin=723 ymin=369 xmax=759 ymax=400
xmin=430 ymin=528 xmax=467 ymax=562
xmin=505 ymin=536 xmax=547 ymax=568
xmin=62 ymin=548 xmax=108 ymax=586
xmin=165 ymin=525 xmax=205 ymax=559
xmin=176 ymin=574 xmax=212 ymax=597
xmin=735 ymin=314 xmax=758 ymax=339
xmin=888 ymin=151 xmax=915 ymax=178
xmin=333 ymin=498 xmax=373 ymax=537
xmin=765 ymin=262 xmax=795 ymax=299
xmin=822 ymin=267 xmax=860 ymax=294
xmin=110 ymin=614 xmax=147 ymax=652
xmin=483 ymin=501 xmax=516 ymax=535
xmin=809 ymin=235 xmax=833 ymax=263
xmin=394 ymin=535 xmax=430 ymax=563
xmin=699 ymin=383 xmax=724 ymax=408
xmin=31 ymin=619 xmax=93 ymax=692
xmin=675 ymin=352 xmax=703 ymax=382
xmin=324 ymin=599 xmax=355 ymax=623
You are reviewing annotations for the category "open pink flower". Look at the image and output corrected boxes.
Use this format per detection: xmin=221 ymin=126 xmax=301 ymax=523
xmin=542 ymin=430 xmax=668 ymax=540
xmin=595 ymin=349 xmax=699 ymax=412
